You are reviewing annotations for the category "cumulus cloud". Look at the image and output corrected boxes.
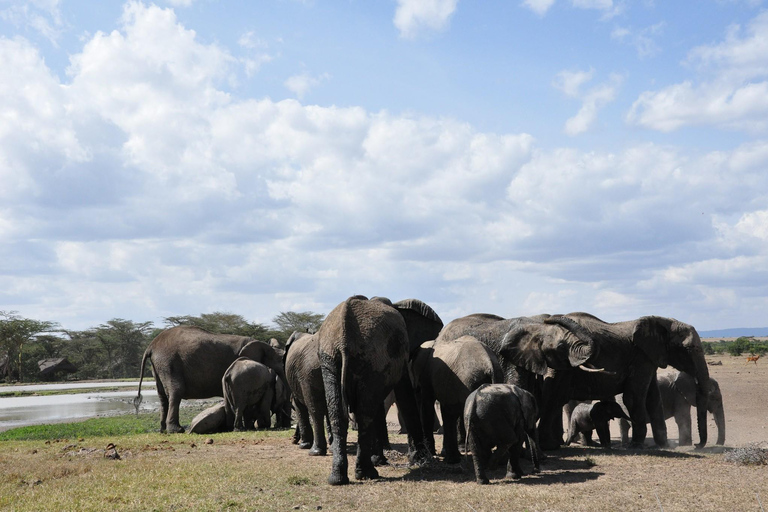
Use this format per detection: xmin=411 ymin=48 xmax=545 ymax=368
xmin=628 ymin=11 xmax=768 ymax=132
xmin=3 ymin=0 xmax=768 ymax=331
xmin=394 ymin=0 xmax=458 ymax=39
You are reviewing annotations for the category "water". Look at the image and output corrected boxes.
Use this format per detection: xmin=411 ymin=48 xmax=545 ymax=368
xmin=0 ymin=381 xmax=160 ymax=431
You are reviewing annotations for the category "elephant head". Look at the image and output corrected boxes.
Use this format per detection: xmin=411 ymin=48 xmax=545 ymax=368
xmin=671 ymin=371 xmax=725 ymax=446
xmin=501 ymin=315 xmax=600 ymax=375
xmin=591 ymin=400 xmax=631 ymax=423
xmin=632 ymin=316 xmax=711 ymax=448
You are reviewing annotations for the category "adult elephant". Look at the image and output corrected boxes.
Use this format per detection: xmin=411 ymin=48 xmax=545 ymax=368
xmin=410 ymin=335 xmax=503 ymax=463
xmin=284 ymin=330 xmax=329 ymax=455
xmin=537 ymin=313 xmax=712 ymax=450
xmin=318 ymin=295 xmax=430 ymax=485
xmin=136 ymin=326 xmax=289 ymax=433
xmin=619 ymin=371 xmax=725 ymax=446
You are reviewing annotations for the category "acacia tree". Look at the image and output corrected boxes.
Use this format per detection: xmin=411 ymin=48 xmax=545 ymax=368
xmin=164 ymin=311 xmax=269 ymax=338
xmin=272 ymin=311 xmax=325 ymax=335
xmin=90 ymin=319 xmax=155 ymax=379
xmin=0 ymin=311 xmax=59 ymax=382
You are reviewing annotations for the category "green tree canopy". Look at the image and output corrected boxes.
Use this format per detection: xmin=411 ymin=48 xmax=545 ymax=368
xmin=164 ymin=311 xmax=269 ymax=338
xmin=0 ymin=311 xmax=59 ymax=382
xmin=272 ymin=311 xmax=325 ymax=335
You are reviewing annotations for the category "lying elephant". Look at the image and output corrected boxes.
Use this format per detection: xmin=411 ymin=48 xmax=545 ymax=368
xmin=464 ymin=383 xmax=540 ymax=485
xmin=223 ymin=357 xmax=289 ymax=431
xmin=566 ymin=401 xmax=630 ymax=448
xmin=619 ymin=371 xmax=725 ymax=446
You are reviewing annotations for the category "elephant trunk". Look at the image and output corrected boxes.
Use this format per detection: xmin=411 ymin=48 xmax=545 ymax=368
xmin=713 ymin=404 xmax=726 ymax=446
xmin=693 ymin=357 xmax=710 ymax=448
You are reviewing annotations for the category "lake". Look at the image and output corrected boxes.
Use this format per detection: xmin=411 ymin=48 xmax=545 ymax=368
xmin=0 ymin=380 xmax=160 ymax=431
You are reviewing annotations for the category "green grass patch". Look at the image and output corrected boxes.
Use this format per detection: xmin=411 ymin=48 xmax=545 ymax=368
xmin=0 ymin=413 xmax=161 ymax=441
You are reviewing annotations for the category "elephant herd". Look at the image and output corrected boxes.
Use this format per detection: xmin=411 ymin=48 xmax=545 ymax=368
xmin=136 ymin=295 xmax=726 ymax=485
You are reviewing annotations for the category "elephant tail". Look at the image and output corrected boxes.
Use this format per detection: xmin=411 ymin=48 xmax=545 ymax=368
xmin=134 ymin=347 xmax=151 ymax=414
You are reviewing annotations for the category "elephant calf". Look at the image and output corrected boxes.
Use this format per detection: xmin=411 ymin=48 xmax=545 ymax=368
xmin=464 ymin=383 xmax=540 ymax=485
xmin=566 ymin=401 xmax=630 ymax=448
xmin=223 ymin=357 xmax=287 ymax=431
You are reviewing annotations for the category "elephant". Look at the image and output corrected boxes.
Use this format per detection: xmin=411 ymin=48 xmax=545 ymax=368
xmin=463 ymin=383 xmax=540 ymax=485
xmin=566 ymin=401 xmax=630 ymax=448
xmin=318 ymin=295 xmax=430 ymax=485
xmin=284 ymin=330 xmax=329 ymax=455
xmin=223 ymin=357 xmax=288 ymax=431
xmin=619 ymin=371 xmax=725 ymax=446
xmin=410 ymin=335 xmax=503 ymax=463
xmin=136 ymin=326 xmax=289 ymax=433
xmin=534 ymin=313 xmax=712 ymax=450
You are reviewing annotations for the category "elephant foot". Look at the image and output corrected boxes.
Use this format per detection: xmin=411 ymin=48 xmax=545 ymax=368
xmin=309 ymin=446 xmax=327 ymax=456
xmin=298 ymin=441 xmax=312 ymax=450
xmin=628 ymin=442 xmax=646 ymax=450
xmin=443 ymin=453 xmax=461 ymax=465
xmin=327 ymin=472 xmax=350 ymax=486
xmin=167 ymin=425 xmax=185 ymax=434
xmin=355 ymin=465 xmax=379 ymax=481
xmin=371 ymin=454 xmax=388 ymax=466
xmin=476 ymin=477 xmax=490 ymax=485
xmin=506 ymin=471 xmax=523 ymax=480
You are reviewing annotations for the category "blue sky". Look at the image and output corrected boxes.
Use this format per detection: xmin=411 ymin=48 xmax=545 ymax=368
xmin=2 ymin=0 xmax=768 ymax=331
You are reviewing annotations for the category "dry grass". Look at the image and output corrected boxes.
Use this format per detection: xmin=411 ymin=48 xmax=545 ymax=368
xmin=0 ymin=355 xmax=766 ymax=511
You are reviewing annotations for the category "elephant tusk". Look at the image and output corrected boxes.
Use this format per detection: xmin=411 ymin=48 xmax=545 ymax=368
xmin=578 ymin=364 xmax=616 ymax=375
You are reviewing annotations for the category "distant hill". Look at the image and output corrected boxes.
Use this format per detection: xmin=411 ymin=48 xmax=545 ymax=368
xmin=700 ymin=327 xmax=768 ymax=339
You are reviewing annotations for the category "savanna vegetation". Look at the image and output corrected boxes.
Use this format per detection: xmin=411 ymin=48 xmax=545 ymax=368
xmin=0 ymin=310 xmax=325 ymax=384
xmin=702 ymin=337 xmax=768 ymax=357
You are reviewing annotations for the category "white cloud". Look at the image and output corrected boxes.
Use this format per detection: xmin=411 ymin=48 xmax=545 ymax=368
xmin=0 ymin=0 xmax=64 ymax=44
xmin=611 ymin=22 xmax=664 ymax=58
xmin=165 ymin=0 xmax=194 ymax=6
xmin=572 ymin=0 xmax=612 ymax=9
xmin=394 ymin=0 xmax=458 ymax=39
xmin=554 ymin=70 xmax=622 ymax=135
xmin=521 ymin=0 xmax=556 ymax=16
xmin=284 ymin=72 xmax=330 ymax=99
xmin=628 ymin=12 xmax=768 ymax=132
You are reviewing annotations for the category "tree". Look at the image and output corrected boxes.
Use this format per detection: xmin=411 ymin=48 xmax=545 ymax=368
xmin=272 ymin=311 xmax=325 ymax=335
xmin=90 ymin=319 xmax=155 ymax=379
xmin=164 ymin=312 xmax=269 ymax=338
xmin=0 ymin=311 xmax=59 ymax=382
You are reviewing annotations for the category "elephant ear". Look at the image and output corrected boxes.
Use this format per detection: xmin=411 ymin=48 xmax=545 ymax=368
xmin=670 ymin=371 xmax=697 ymax=407
xmin=632 ymin=316 xmax=671 ymax=368
xmin=544 ymin=315 xmax=597 ymax=367
xmin=393 ymin=299 xmax=444 ymax=327
xmin=501 ymin=322 xmax=549 ymax=375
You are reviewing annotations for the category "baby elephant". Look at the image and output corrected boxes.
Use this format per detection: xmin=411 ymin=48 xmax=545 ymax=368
xmin=566 ymin=401 xmax=630 ymax=448
xmin=223 ymin=357 xmax=285 ymax=431
xmin=464 ymin=383 xmax=540 ymax=485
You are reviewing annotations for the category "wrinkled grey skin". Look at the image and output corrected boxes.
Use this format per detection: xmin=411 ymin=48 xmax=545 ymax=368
xmin=566 ymin=401 xmax=630 ymax=448
xmin=284 ymin=330 xmax=329 ymax=455
xmin=619 ymin=371 xmax=725 ymax=446
xmin=410 ymin=335 xmax=503 ymax=463
xmin=318 ymin=296 xmax=430 ymax=485
xmin=136 ymin=326 xmax=289 ymax=433
xmin=464 ymin=383 xmax=540 ymax=485
xmin=539 ymin=313 xmax=712 ymax=450
xmin=223 ymin=358 xmax=287 ymax=431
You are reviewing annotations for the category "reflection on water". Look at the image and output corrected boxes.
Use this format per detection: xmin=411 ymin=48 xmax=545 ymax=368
xmin=0 ymin=381 xmax=160 ymax=431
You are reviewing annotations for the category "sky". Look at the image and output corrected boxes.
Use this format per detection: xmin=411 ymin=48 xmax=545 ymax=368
xmin=2 ymin=0 xmax=768 ymax=332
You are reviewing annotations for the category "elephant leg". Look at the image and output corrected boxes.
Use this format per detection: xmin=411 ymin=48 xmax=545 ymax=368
xmin=294 ymin=400 xmax=313 ymax=449
xmin=624 ymin=387 xmax=650 ymax=448
xmin=469 ymin=431 xmax=491 ymax=485
xmin=393 ymin=370 xmax=430 ymax=464
xmin=371 ymin=403 xmax=388 ymax=467
xmin=306 ymin=401 xmax=327 ymax=456
xmin=440 ymin=405 xmax=462 ymax=464
xmin=354 ymin=410 xmax=379 ymax=481
xmin=320 ymin=352 xmax=349 ymax=485
xmin=674 ymin=403 xmax=693 ymax=446
xmin=594 ymin=422 xmax=611 ymax=448
xmin=538 ymin=374 xmax=567 ymax=450
xmin=506 ymin=441 xmax=525 ymax=479
xmin=155 ymin=379 xmax=170 ymax=433
xmin=645 ymin=374 xmax=668 ymax=448
xmin=619 ymin=418 xmax=631 ymax=445
xmin=419 ymin=388 xmax=437 ymax=456
xmin=166 ymin=390 xmax=185 ymax=433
